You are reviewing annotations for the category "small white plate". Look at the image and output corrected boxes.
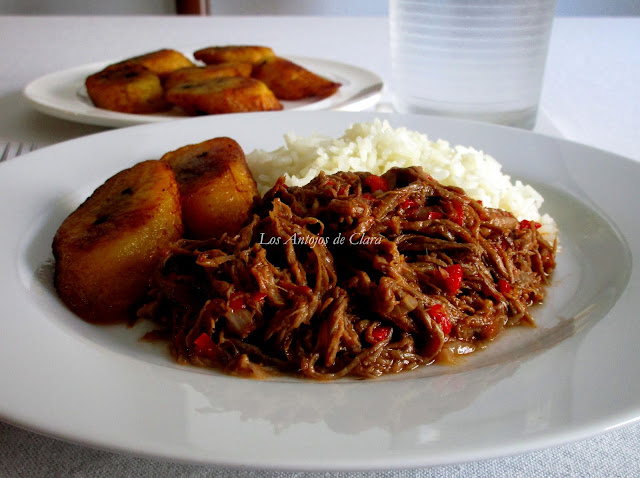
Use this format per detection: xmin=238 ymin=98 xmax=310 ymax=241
xmin=1 ymin=111 xmax=638 ymax=471
xmin=23 ymin=56 xmax=383 ymax=128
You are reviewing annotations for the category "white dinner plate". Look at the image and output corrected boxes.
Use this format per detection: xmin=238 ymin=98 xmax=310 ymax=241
xmin=1 ymin=111 xmax=638 ymax=471
xmin=22 ymin=56 xmax=383 ymax=128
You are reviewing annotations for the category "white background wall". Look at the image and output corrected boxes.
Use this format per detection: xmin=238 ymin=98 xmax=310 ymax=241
xmin=0 ymin=0 xmax=639 ymax=16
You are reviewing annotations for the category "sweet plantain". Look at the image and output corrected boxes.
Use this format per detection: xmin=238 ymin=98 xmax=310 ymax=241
xmin=165 ymin=76 xmax=282 ymax=115
xmin=52 ymin=160 xmax=183 ymax=324
xmin=252 ymin=56 xmax=341 ymax=100
xmin=163 ymin=63 xmax=253 ymax=90
xmin=194 ymin=45 xmax=274 ymax=65
xmin=161 ymin=137 xmax=258 ymax=239
xmin=85 ymin=62 xmax=169 ymax=114
xmin=126 ymin=48 xmax=194 ymax=78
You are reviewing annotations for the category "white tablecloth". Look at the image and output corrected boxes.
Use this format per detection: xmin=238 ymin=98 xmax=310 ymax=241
xmin=0 ymin=15 xmax=639 ymax=477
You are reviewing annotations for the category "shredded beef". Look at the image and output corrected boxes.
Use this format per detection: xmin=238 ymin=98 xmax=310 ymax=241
xmin=140 ymin=166 xmax=556 ymax=379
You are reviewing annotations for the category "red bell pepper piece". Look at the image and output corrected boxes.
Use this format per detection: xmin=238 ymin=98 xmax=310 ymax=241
xmin=399 ymin=198 xmax=420 ymax=213
xmin=229 ymin=291 xmax=246 ymax=311
xmin=337 ymin=185 xmax=350 ymax=195
xmin=441 ymin=264 xmax=463 ymax=295
xmin=519 ymin=219 xmax=541 ymax=230
xmin=193 ymin=332 xmax=217 ymax=360
xmin=497 ymin=279 xmax=511 ymax=294
xmin=428 ymin=304 xmax=452 ymax=335
xmin=363 ymin=174 xmax=389 ymax=192
xmin=451 ymin=200 xmax=464 ymax=226
xmin=371 ymin=325 xmax=391 ymax=343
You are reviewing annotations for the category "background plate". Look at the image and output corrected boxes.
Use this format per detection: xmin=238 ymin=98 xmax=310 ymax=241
xmin=0 ymin=111 xmax=638 ymax=471
xmin=23 ymin=56 xmax=383 ymax=128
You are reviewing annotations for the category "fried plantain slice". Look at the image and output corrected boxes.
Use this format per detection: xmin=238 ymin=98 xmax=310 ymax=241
xmin=194 ymin=45 xmax=275 ymax=65
xmin=161 ymin=137 xmax=258 ymax=239
xmin=165 ymin=76 xmax=282 ymax=115
xmin=126 ymin=48 xmax=195 ymax=78
xmin=52 ymin=160 xmax=183 ymax=324
xmin=85 ymin=62 xmax=169 ymax=114
xmin=252 ymin=56 xmax=341 ymax=100
xmin=163 ymin=63 xmax=253 ymax=90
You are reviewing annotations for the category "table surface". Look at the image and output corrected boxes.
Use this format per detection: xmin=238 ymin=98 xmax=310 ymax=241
xmin=0 ymin=14 xmax=639 ymax=478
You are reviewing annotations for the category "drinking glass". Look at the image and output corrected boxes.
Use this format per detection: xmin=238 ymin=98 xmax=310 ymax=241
xmin=389 ymin=0 xmax=557 ymax=129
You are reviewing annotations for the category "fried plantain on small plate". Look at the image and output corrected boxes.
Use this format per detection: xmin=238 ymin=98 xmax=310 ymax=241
xmin=52 ymin=160 xmax=183 ymax=324
xmin=194 ymin=45 xmax=275 ymax=65
xmin=161 ymin=137 xmax=259 ymax=240
xmin=165 ymin=76 xmax=282 ymax=115
xmin=85 ymin=62 xmax=170 ymax=114
xmin=126 ymin=48 xmax=195 ymax=78
xmin=163 ymin=63 xmax=253 ymax=91
xmin=252 ymin=56 xmax=341 ymax=100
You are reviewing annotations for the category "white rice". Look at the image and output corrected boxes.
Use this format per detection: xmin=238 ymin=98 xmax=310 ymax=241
xmin=246 ymin=118 xmax=557 ymax=239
